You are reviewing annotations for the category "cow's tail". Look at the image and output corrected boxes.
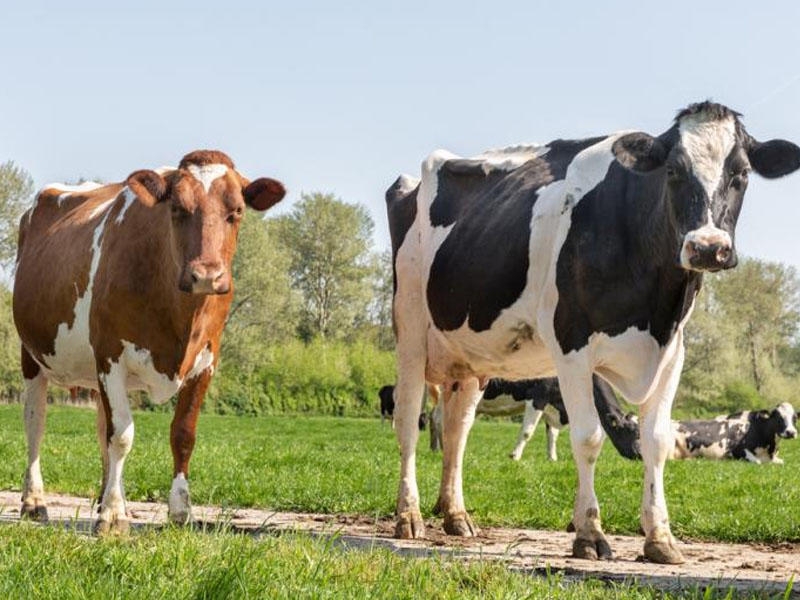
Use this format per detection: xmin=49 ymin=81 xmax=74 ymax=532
xmin=593 ymin=376 xmax=642 ymax=460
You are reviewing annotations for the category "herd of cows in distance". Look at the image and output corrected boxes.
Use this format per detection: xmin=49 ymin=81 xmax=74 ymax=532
xmin=10 ymin=102 xmax=800 ymax=565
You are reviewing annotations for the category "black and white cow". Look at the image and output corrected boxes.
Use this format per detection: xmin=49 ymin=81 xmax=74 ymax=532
xmin=386 ymin=101 xmax=800 ymax=564
xmin=671 ymin=402 xmax=797 ymax=462
xmin=428 ymin=378 xmax=568 ymax=460
xmin=378 ymin=384 xmax=428 ymax=430
xmin=429 ymin=376 xmax=640 ymax=461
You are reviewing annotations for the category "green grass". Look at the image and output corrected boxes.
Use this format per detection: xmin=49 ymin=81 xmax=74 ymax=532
xmin=0 ymin=525 xmax=787 ymax=600
xmin=0 ymin=405 xmax=798 ymax=543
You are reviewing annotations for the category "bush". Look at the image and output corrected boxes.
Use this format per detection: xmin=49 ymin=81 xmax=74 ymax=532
xmin=205 ymin=340 xmax=395 ymax=417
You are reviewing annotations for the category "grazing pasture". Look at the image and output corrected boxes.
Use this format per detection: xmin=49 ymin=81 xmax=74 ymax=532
xmin=0 ymin=405 xmax=797 ymax=544
xmin=2 ymin=525 xmax=770 ymax=600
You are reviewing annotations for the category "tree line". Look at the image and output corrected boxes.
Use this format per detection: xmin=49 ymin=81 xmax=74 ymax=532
xmin=0 ymin=160 xmax=798 ymax=417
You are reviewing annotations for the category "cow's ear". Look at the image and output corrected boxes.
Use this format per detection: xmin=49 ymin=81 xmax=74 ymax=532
xmin=243 ymin=177 xmax=285 ymax=211
xmin=612 ymin=132 xmax=669 ymax=173
xmin=127 ymin=170 xmax=169 ymax=207
xmin=748 ymin=138 xmax=800 ymax=179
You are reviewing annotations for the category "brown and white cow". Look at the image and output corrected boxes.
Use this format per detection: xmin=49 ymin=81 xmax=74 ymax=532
xmin=13 ymin=150 xmax=285 ymax=534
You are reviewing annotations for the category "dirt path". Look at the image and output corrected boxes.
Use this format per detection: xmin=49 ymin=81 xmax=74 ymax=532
xmin=0 ymin=490 xmax=797 ymax=596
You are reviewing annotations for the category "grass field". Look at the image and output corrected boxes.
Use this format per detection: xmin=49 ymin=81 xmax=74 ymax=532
xmin=0 ymin=404 xmax=798 ymax=543
xmin=3 ymin=524 xmax=771 ymax=600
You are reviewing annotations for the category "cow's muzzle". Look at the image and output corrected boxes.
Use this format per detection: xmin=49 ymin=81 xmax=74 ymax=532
xmin=181 ymin=263 xmax=230 ymax=295
xmin=683 ymin=241 xmax=736 ymax=272
xmin=679 ymin=225 xmax=736 ymax=272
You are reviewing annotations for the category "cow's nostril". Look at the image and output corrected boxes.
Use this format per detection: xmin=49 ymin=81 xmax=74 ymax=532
xmin=190 ymin=272 xmax=200 ymax=283
xmin=716 ymin=246 xmax=731 ymax=263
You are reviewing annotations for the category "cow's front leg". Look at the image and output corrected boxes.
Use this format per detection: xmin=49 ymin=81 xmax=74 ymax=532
xmin=509 ymin=402 xmax=542 ymax=460
xmin=639 ymin=343 xmax=685 ymax=564
xmin=20 ymin=349 xmax=49 ymax=521
xmin=433 ymin=378 xmax=482 ymax=536
xmin=558 ymin=369 xmax=612 ymax=560
xmin=168 ymin=369 xmax=213 ymax=525
xmin=95 ymin=364 xmax=133 ymax=536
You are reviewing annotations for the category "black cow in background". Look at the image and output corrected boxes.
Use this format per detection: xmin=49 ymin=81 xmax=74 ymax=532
xmin=379 ymin=385 xmax=428 ymax=430
xmin=428 ymin=376 xmax=640 ymax=461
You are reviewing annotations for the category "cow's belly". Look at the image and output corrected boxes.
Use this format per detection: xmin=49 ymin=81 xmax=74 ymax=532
xmin=426 ymin=321 xmax=556 ymax=383
xmin=477 ymin=395 xmax=524 ymax=417
xmin=36 ymin=337 xmax=185 ymax=404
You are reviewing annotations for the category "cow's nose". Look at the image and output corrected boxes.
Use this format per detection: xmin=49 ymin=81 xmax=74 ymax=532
xmin=189 ymin=264 xmax=227 ymax=294
xmin=685 ymin=241 xmax=735 ymax=271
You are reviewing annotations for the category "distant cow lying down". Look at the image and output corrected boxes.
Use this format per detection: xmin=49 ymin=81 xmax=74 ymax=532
xmin=671 ymin=402 xmax=797 ymax=463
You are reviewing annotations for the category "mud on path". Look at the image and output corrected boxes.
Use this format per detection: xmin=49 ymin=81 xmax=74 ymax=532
xmin=0 ymin=491 xmax=797 ymax=596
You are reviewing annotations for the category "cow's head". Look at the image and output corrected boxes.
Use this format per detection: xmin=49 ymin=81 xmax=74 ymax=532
xmin=612 ymin=102 xmax=800 ymax=272
xmin=126 ymin=150 xmax=285 ymax=294
xmin=770 ymin=402 xmax=798 ymax=439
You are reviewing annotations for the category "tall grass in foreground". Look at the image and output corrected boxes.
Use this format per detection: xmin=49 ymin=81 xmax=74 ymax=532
xmin=0 ymin=525 xmax=789 ymax=600
xmin=0 ymin=406 xmax=798 ymax=543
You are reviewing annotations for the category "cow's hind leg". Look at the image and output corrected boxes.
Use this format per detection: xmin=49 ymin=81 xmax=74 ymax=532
xmin=546 ymin=423 xmax=560 ymax=461
xmin=393 ymin=363 xmax=427 ymax=538
xmin=558 ymin=368 xmax=612 ymax=560
xmin=639 ymin=344 xmax=685 ymax=564
xmin=20 ymin=348 xmax=49 ymax=521
xmin=94 ymin=365 xmax=133 ymax=536
xmin=94 ymin=390 xmax=109 ymax=509
xmin=169 ymin=368 xmax=213 ymax=525
xmin=434 ymin=378 xmax=482 ymax=536
xmin=509 ymin=402 xmax=542 ymax=460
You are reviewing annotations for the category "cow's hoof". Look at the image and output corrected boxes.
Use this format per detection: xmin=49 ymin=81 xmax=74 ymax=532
xmin=566 ymin=521 xmax=575 ymax=533
xmin=94 ymin=516 xmax=130 ymax=537
xmin=20 ymin=502 xmax=49 ymax=522
xmin=395 ymin=512 xmax=425 ymax=539
xmin=443 ymin=513 xmax=478 ymax=537
xmin=572 ymin=536 xmax=613 ymax=560
xmin=168 ymin=508 xmax=192 ymax=526
xmin=643 ymin=539 xmax=684 ymax=564
xmin=508 ymin=452 xmax=521 ymax=461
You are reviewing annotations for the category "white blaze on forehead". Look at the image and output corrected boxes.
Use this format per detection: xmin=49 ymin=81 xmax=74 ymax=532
xmin=678 ymin=114 xmax=737 ymax=199
xmin=186 ymin=163 xmax=229 ymax=193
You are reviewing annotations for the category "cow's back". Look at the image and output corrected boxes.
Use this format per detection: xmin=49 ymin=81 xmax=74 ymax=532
xmin=14 ymin=184 xmax=125 ymax=385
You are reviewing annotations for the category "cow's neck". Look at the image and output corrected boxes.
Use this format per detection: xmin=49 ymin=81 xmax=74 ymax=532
xmin=625 ymin=170 xmax=702 ymax=339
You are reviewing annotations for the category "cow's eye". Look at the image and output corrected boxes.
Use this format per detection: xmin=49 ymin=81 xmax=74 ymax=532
xmin=666 ymin=166 xmax=678 ymax=179
xmin=171 ymin=204 xmax=189 ymax=220
xmin=227 ymin=207 xmax=243 ymax=224
xmin=729 ymin=169 xmax=749 ymax=191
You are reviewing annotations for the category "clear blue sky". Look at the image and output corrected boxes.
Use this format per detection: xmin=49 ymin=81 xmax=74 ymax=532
xmin=2 ymin=1 xmax=800 ymax=267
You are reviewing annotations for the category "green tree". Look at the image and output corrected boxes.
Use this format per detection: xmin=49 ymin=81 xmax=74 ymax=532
xmin=275 ymin=192 xmax=375 ymax=340
xmin=223 ymin=212 xmax=298 ymax=365
xmin=680 ymin=257 xmax=800 ymax=414
xmin=363 ymin=249 xmax=394 ymax=350
xmin=0 ymin=161 xmax=34 ymax=272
